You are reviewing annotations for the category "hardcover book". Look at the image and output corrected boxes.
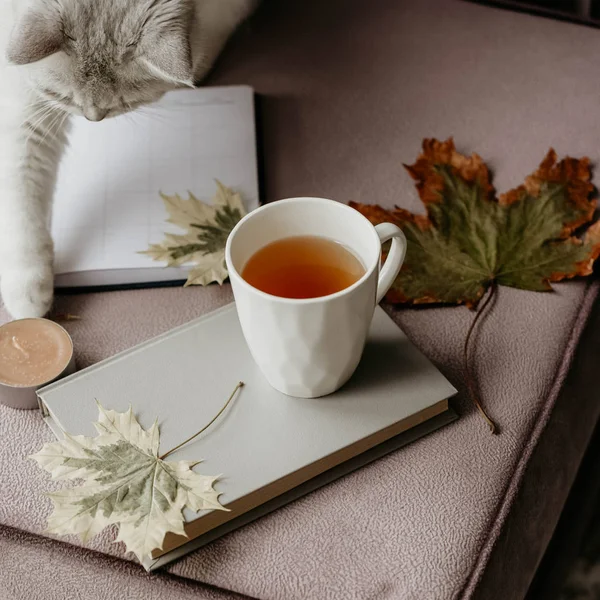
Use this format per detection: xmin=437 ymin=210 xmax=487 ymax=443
xmin=37 ymin=303 xmax=457 ymax=570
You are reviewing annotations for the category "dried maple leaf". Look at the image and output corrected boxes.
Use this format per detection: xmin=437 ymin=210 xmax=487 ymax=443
xmin=30 ymin=401 xmax=228 ymax=565
xmin=351 ymin=138 xmax=600 ymax=307
xmin=353 ymin=139 xmax=600 ymax=434
xmin=141 ymin=180 xmax=247 ymax=287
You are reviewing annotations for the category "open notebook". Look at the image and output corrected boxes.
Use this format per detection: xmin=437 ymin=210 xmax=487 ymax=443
xmin=51 ymin=85 xmax=260 ymax=289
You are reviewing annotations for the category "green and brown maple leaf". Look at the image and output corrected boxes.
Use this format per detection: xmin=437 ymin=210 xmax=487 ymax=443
xmin=351 ymin=138 xmax=600 ymax=306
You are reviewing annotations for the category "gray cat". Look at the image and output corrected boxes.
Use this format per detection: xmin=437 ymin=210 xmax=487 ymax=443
xmin=0 ymin=0 xmax=258 ymax=318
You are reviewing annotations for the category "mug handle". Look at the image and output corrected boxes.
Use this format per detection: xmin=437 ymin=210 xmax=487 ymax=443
xmin=374 ymin=223 xmax=407 ymax=304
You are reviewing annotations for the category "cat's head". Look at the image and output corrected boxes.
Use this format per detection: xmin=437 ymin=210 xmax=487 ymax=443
xmin=6 ymin=0 xmax=196 ymax=121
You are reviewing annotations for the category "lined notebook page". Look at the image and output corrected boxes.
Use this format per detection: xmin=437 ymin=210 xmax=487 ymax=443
xmin=51 ymin=85 xmax=259 ymax=279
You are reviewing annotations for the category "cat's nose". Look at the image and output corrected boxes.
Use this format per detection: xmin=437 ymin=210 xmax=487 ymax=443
xmin=84 ymin=107 xmax=108 ymax=122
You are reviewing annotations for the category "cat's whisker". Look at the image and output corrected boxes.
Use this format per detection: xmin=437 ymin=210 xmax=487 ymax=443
xmin=34 ymin=113 xmax=60 ymax=149
xmin=24 ymin=106 xmax=56 ymax=138
xmin=121 ymin=113 xmax=138 ymax=132
xmin=126 ymin=113 xmax=141 ymax=127
xmin=21 ymin=102 xmax=54 ymax=129
xmin=142 ymin=108 xmax=184 ymax=122
xmin=20 ymin=102 xmax=49 ymax=115
xmin=23 ymin=108 xmax=57 ymax=146
xmin=133 ymin=108 xmax=170 ymax=125
xmin=27 ymin=100 xmax=56 ymax=121
xmin=125 ymin=112 xmax=145 ymax=130
xmin=44 ymin=99 xmax=66 ymax=114
xmin=144 ymin=102 xmax=190 ymax=114
xmin=29 ymin=106 xmax=66 ymax=149
xmin=125 ymin=110 xmax=150 ymax=126
xmin=52 ymin=111 xmax=71 ymax=143
xmin=38 ymin=108 xmax=69 ymax=149
xmin=22 ymin=96 xmax=56 ymax=110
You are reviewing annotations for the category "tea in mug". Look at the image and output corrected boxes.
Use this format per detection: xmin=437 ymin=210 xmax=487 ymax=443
xmin=241 ymin=235 xmax=366 ymax=299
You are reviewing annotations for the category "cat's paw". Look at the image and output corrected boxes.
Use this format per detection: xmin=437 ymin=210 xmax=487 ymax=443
xmin=0 ymin=265 xmax=54 ymax=319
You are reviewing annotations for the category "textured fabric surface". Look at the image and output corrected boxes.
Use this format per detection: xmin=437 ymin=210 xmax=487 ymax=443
xmin=469 ymin=285 xmax=600 ymax=600
xmin=0 ymin=524 xmax=244 ymax=600
xmin=2 ymin=1 xmax=600 ymax=599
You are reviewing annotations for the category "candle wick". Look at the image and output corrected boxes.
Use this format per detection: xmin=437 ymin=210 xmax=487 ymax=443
xmin=11 ymin=336 xmax=29 ymax=359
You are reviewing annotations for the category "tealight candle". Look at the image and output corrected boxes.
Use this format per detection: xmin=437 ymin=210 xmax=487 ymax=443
xmin=0 ymin=319 xmax=75 ymax=410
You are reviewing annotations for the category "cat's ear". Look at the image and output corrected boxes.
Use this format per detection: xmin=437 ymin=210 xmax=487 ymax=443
xmin=140 ymin=31 xmax=195 ymax=87
xmin=6 ymin=9 xmax=63 ymax=65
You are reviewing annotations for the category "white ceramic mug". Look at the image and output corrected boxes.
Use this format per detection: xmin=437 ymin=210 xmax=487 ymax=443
xmin=225 ymin=197 xmax=407 ymax=398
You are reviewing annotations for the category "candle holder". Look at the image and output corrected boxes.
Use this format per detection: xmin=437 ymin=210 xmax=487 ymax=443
xmin=0 ymin=318 xmax=76 ymax=410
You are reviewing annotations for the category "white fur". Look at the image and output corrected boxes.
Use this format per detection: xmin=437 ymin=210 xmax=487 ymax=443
xmin=0 ymin=0 xmax=257 ymax=318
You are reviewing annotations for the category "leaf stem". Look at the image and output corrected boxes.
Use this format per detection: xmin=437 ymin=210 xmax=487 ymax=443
xmin=463 ymin=283 xmax=499 ymax=434
xmin=159 ymin=382 xmax=245 ymax=460
xmin=51 ymin=313 xmax=82 ymax=322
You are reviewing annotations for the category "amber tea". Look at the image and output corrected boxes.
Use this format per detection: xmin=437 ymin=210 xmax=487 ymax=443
xmin=241 ymin=236 xmax=366 ymax=299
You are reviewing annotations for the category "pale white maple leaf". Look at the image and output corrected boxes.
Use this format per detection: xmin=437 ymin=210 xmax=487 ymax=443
xmin=143 ymin=232 xmax=205 ymax=267
xmin=30 ymin=402 xmax=229 ymax=564
xmin=161 ymin=191 xmax=217 ymax=231
xmin=184 ymin=252 xmax=228 ymax=287
xmin=140 ymin=180 xmax=247 ymax=287
xmin=165 ymin=463 xmax=224 ymax=512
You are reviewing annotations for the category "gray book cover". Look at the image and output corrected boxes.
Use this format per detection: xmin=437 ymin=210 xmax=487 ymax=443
xmin=37 ymin=304 xmax=457 ymax=570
